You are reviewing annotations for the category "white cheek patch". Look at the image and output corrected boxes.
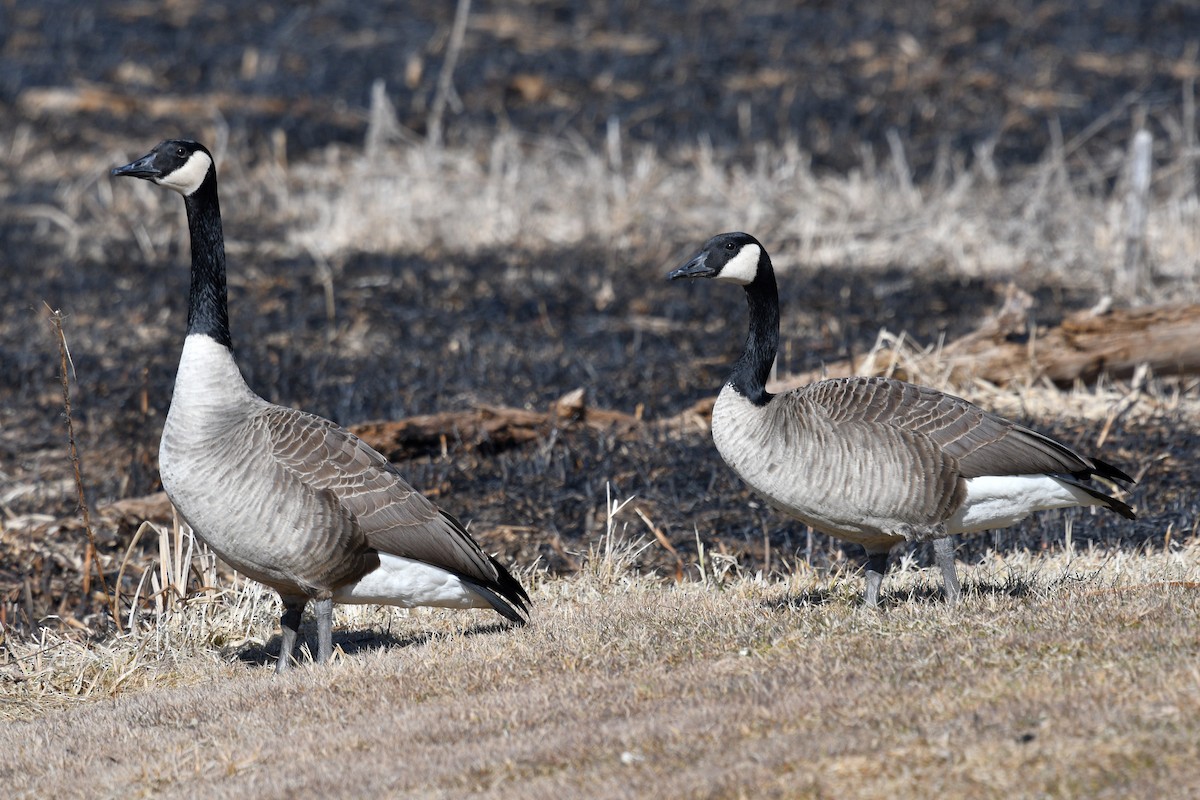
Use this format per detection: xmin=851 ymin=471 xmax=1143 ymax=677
xmin=158 ymin=151 xmax=213 ymax=196
xmin=716 ymin=243 xmax=761 ymax=285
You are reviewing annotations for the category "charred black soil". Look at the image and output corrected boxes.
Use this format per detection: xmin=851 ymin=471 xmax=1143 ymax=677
xmin=1 ymin=0 xmax=1196 ymax=628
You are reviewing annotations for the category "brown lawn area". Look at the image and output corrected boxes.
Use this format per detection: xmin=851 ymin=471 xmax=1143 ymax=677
xmin=3 ymin=544 xmax=1199 ymax=799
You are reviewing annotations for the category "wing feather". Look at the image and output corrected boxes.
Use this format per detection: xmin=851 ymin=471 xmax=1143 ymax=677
xmin=253 ymin=405 xmax=527 ymax=613
xmin=799 ymin=377 xmax=1127 ymax=481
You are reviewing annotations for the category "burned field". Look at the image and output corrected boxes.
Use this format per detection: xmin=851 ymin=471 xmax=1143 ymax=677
xmin=2 ymin=0 xmax=1199 ymax=630
xmin=2 ymin=237 xmax=1187 ymax=628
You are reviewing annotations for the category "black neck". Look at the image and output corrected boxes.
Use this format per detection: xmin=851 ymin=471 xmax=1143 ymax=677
xmin=728 ymin=253 xmax=779 ymax=406
xmin=181 ymin=173 xmax=232 ymax=348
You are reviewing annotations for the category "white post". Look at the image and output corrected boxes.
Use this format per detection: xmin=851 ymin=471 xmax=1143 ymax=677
xmin=1123 ymin=129 xmax=1153 ymax=299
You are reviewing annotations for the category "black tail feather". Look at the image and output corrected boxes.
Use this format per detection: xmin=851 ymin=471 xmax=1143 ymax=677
xmin=1085 ymin=457 xmax=1136 ymax=485
xmin=1061 ymin=476 xmax=1137 ymax=520
xmin=461 ymin=556 xmax=530 ymax=626
xmin=488 ymin=553 xmax=532 ymax=620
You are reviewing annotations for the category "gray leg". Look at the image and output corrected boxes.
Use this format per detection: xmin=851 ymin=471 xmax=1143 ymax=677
xmin=276 ymin=598 xmax=306 ymax=674
xmin=863 ymin=550 xmax=889 ymax=607
xmin=314 ymin=598 xmax=334 ymax=665
xmin=934 ymin=537 xmax=962 ymax=605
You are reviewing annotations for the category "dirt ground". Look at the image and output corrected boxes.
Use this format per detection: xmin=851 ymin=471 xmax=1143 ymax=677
xmin=2 ymin=0 xmax=1198 ymax=631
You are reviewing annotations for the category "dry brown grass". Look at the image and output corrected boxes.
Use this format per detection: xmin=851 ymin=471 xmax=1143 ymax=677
xmin=12 ymin=116 xmax=1200 ymax=306
xmin=281 ymin=130 xmax=1200 ymax=305
xmin=3 ymin=524 xmax=1199 ymax=798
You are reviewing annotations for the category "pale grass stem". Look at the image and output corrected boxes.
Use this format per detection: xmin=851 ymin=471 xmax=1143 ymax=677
xmin=426 ymin=0 xmax=471 ymax=148
xmin=582 ymin=483 xmax=651 ymax=585
xmin=1123 ymin=128 xmax=1154 ymax=298
xmin=634 ymin=506 xmax=684 ymax=581
xmin=112 ymin=509 xmax=224 ymax=637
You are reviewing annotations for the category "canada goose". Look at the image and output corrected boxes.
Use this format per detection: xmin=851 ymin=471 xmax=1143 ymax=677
xmin=112 ymin=140 xmax=529 ymax=670
xmin=669 ymin=232 xmax=1135 ymax=606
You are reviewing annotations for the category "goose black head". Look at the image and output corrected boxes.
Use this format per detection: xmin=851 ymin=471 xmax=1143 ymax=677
xmin=112 ymin=139 xmax=215 ymax=197
xmin=667 ymin=232 xmax=766 ymax=286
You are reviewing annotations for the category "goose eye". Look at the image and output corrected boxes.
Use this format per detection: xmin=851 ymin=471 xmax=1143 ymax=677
xmin=177 ymin=147 xmax=187 ymax=157
xmin=725 ymin=242 xmax=736 ymax=250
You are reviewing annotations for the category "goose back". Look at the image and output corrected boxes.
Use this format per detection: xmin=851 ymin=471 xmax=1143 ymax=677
xmin=804 ymin=377 xmax=1128 ymax=481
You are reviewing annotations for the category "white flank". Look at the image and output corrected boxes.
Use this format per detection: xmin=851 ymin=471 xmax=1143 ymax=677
xmin=158 ymin=150 xmax=213 ymax=196
xmin=716 ymin=243 xmax=761 ymax=285
xmin=333 ymin=554 xmax=491 ymax=609
xmin=948 ymin=474 xmax=1102 ymax=534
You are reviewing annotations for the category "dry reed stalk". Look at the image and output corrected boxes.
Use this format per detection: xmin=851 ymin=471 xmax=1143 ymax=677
xmin=44 ymin=303 xmax=113 ymax=628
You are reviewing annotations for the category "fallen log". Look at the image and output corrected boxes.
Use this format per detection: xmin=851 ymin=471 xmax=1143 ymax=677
xmin=775 ymin=287 xmax=1200 ymax=392
xmin=33 ymin=293 xmax=1200 ymax=539
xmin=350 ymin=387 xmax=642 ymax=461
xmin=1012 ymin=301 xmax=1200 ymax=384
